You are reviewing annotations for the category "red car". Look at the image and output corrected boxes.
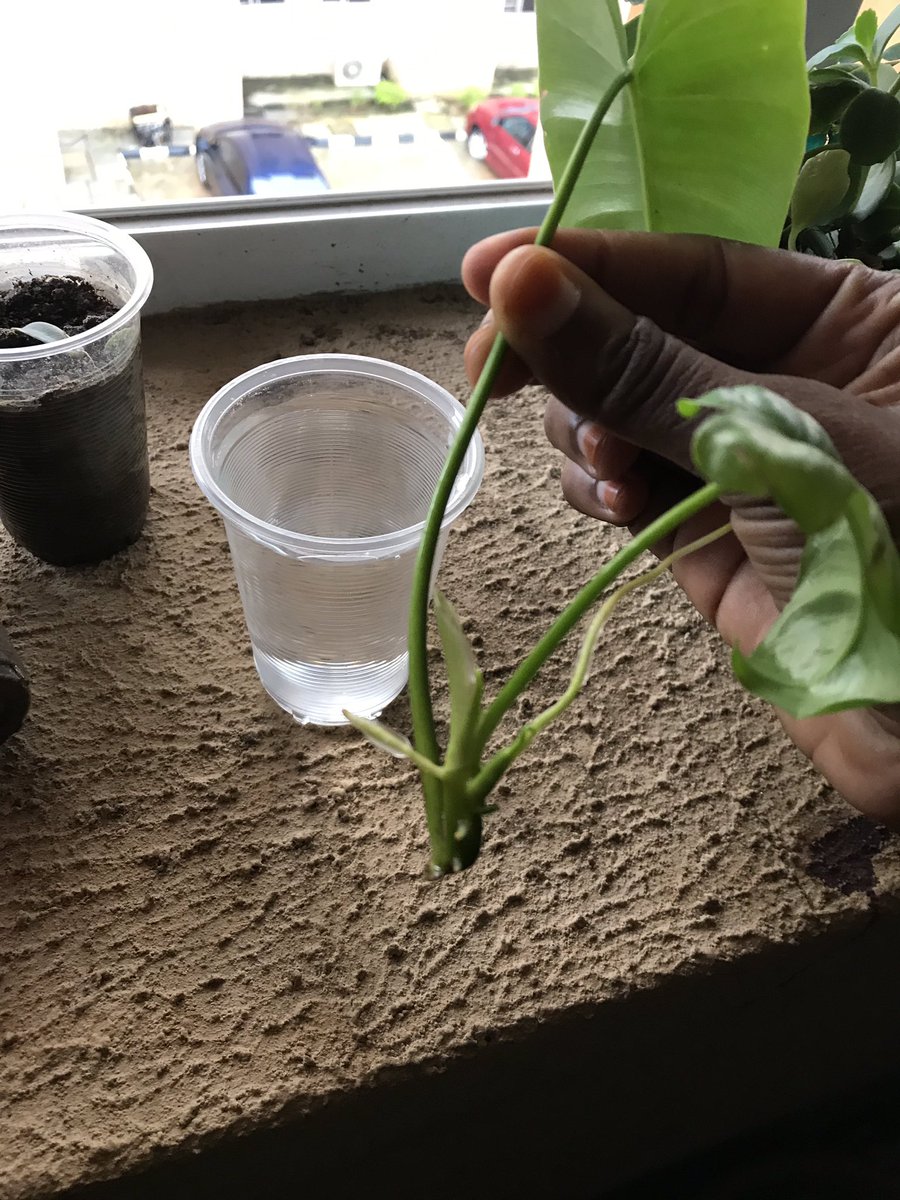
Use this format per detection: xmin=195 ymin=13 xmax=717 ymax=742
xmin=465 ymin=97 xmax=538 ymax=178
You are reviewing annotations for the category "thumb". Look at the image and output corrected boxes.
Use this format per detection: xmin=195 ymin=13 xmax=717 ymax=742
xmin=489 ymin=244 xmax=900 ymax=610
xmin=489 ymin=244 xmax=750 ymax=473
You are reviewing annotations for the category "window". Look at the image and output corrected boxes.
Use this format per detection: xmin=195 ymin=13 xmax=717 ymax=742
xmin=0 ymin=0 xmax=854 ymax=313
xmin=499 ymin=115 xmax=535 ymax=151
xmin=9 ymin=0 xmax=542 ymax=217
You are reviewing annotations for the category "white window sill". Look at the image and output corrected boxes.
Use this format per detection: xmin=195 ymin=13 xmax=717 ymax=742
xmin=91 ymin=183 xmax=551 ymax=314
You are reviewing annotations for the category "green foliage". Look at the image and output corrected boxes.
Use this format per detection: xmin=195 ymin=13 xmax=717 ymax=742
xmin=347 ymin=483 xmax=725 ymax=876
xmin=808 ymin=23 xmax=876 ymax=73
xmin=789 ymin=150 xmax=852 ymax=247
xmin=856 ymin=8 xmax=879 ymax=54
xmin=877 ymin=6 xmax=900 ymax=62
xmin=840 ymin=88 xmax=900 ymax=165
xmin=373 ymin=80 xmax=410 ymax=109
xmin=857 ymin=180 xmax=900 ymax=239
xmin=789 ymin=6 xmax=900 ymax=264
xmin=681 ymin=388 xmax=900 ymax=717
xmin=808 ymin=72 xmax=866 ymax=137
xmin=454 ymin=86 xmax=489 ymax=113
xmin=624 ymin=14 xmax=641 ymax=56
xmin=537 ymin=0 xmax=809 ymax=246
xmin=345 ymin=0 xmax=900 ymax=878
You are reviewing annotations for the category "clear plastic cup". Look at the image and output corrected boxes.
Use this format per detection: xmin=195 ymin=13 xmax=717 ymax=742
xmin=190 ymin=354 xmax=485 ymax=726
xmin=0 ymin=213 xmax=153 ymax=565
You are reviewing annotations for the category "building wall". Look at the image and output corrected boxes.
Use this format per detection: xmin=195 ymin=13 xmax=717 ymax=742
xmin=384 ymin=0 xmax=535 ymax=94
xmin=237 ymin=0 xmax=389 ymax=84
xmin=239 ymin=0 xmax=537 ymax=95
xmin=2 ymin=0 xmax=243 ymax=132
xmin=0 ymin=0 xmax=539 ymax=153
xmin=237 ymin=0 xmax=535 ymax=96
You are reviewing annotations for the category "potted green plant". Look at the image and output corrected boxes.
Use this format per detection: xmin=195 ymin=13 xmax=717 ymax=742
xmin=346 ymin=0 xmax=900 ymax=877
xmin=788 ymin=6 xmax=900 ymax=264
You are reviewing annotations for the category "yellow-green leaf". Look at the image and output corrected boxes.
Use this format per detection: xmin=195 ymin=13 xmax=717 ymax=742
xmin=538 ymin=0 xmax=809 ymax=246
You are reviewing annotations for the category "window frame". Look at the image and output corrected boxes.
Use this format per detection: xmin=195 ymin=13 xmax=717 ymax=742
xmin=95 ymin=182 xmax=550 ymax=314
xmin=82 ymin=2 xmax=854 ymax=314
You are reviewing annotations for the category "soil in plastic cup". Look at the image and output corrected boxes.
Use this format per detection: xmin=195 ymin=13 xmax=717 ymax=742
xmin=190 ymin=354 xmax=485 ymax=726
xmin=0 ymin=214 xmax=153 ymax=566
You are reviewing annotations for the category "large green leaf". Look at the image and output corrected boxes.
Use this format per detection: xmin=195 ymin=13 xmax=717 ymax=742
xmin=624 ymin=14 xmax=641 ymax=56
xmin=537 ymin=0 xmax=809 ymax=246
xmin=874 ymin=4 xmax=900 ymax=62
xmin=681 ymin=386 xmax=900 ymax=718
xmin=807 ymin=23 xmax=874 ymax=73
xmin=855 ymin=9 xmax=879 ymax=57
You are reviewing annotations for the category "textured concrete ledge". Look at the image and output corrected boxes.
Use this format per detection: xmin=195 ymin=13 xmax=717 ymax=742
xmin=1 ymin=287 xmax=898 ymax=1200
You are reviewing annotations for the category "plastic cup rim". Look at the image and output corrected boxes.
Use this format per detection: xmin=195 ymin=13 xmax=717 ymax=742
xmin=189 ymin=353 xmax=485 ymax=560
xmin=0 ymin=212 xmax=154 ymax=362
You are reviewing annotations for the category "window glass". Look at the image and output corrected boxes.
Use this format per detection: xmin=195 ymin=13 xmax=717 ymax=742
xmin=499 ymin=116 xmax=536 ymax=151
xmin=0 ymin=0 xmax=545 ymax=212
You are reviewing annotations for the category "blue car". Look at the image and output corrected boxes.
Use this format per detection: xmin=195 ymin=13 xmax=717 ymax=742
xmin=195 ymin=120 xmax=329 ymax=197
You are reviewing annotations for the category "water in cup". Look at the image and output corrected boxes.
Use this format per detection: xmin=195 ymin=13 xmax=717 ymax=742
xmin=191 ymin=357 xmax=483 ymax=726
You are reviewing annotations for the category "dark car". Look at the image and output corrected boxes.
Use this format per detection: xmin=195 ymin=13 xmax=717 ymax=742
xmin=465 ymin=97 xmax=538 ymax=179
xmin=195 ymin=120 xmax=329 ymax=197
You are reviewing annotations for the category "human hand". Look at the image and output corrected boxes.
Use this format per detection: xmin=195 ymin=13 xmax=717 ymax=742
xmin=463 ymin=229 xmax=900 ymax=826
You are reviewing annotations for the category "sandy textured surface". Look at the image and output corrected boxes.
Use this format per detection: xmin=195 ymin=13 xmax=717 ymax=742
xmin=0 ymin=287 xmax=898 ymax=1200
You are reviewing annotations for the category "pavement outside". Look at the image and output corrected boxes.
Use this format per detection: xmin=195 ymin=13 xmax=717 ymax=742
xmin=57 ymin=80 xmax=538 ymax=207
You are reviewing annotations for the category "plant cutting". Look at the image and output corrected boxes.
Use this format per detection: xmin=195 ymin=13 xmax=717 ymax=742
xmin=345 ymin=0 xmax=900 ymax=877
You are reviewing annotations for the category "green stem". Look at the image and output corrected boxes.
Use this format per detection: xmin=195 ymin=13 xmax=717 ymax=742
xmin=890 ymin=71 xmax=900 ymax=96
xmin=407 ymin=65 xmax=635 ymax=777
xmin=522 ymin=523 xmax=731 ymax=739
xmin=467 ymin=520 xmax=730 ymax=804
xmin=477 ymin=481 xmax=723 ymax=749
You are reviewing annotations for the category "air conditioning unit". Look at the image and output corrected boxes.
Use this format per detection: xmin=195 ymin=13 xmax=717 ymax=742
xmin=333 ymin=52 xmax=383 ymax=89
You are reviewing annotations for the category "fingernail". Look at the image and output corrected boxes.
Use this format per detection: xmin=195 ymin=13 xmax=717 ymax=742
xmin=596 ymin=480 xmax=621 ymax=513
xmin=504 ymin=254 xmax=580 ymax=338
xmin=535 ymin=271 xmax=580 ymax=337
xmin=576 ymin=421 xmax=603 ymax=473
xmin=480 ymin=309 xmax=494 ymax=329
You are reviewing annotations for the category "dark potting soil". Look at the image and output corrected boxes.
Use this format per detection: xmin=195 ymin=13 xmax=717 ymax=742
xmin=0 ymin=275 xmax=117 ymax=347
xmin=0 ymin=276 xmax=149 ymax=566
xmin=0 ymin=623 xmax=29 ymax=746
xmin=805 ymin=816 xmax=892 ymax=895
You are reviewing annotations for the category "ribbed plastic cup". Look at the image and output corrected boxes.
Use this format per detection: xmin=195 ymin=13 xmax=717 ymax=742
xmin=190 ymin=355 xmax=485 ymax=726
xmin=0 ymin=213 xmax=153 ymax=566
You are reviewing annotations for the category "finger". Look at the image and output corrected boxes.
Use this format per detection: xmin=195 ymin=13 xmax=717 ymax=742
xmin=560 ymin=461 xmax=648 ymax=526
xmin=544 ymin=400 xmax=641 ymax=480
xmin=781 ymin=708 xmax=900 ymax=829
xmin=746 ymin=374 xmax=900 ymax=546
xmin=463 ymin=230 xmax=539 ymax=304
xmin=466 ymin=227 xmax=861 ymax=367
xmin=488 ymin=245 xmax=900 ymax=492
xmin=463 ymin=314 xmax=533 ymax=396
xmin=489 ymin=244 xmax=747 ymax=472
xmin=623 ymin=459 xmax=703 ymax=555
xmin=667 ymin=505 xmax=756 ymax=634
